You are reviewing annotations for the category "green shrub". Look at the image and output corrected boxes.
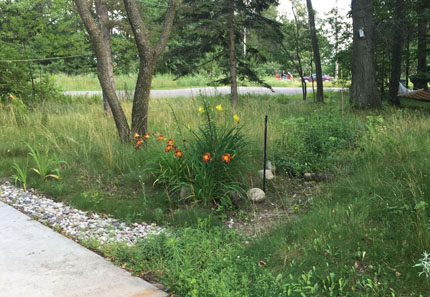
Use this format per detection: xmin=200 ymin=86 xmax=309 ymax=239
xmin=275 ymin=109 xmax=358 ymax=176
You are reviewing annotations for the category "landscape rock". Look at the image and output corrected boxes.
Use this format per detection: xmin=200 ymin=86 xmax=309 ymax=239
xmin=258 ymin=169 xmax=274 ymax=180
xmin=247 ymin=188 xmax=266 ymax=203
xmin=0 ymin=182 xmax=163 ymax=246
xmin=266 ymin=160 xmax=276 ymax=172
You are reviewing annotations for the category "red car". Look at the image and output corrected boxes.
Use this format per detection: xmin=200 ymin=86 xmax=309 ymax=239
xmin=302 ymin=74 xmax=334 ymax=82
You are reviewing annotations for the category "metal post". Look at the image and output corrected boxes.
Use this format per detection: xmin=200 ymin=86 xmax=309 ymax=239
xmin=263 ymin=115 xmax=268 ymax=192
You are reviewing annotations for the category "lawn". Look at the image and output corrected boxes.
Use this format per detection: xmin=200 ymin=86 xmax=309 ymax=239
xmin=1 ymin=92 xmax=429 ymax=296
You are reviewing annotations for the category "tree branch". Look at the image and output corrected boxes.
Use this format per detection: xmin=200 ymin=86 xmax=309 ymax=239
xmin=123 ymin=0 xmax=152 ymax=59
xmin=154 ymin=0 xmax=177 ymax=57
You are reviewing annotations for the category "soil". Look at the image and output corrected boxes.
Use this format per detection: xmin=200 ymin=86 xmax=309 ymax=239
xmin=226 ymin=176 xmax=321 ymax=238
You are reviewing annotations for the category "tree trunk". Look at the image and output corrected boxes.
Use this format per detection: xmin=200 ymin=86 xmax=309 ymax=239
xmin=95 ymin=0 xmax=114 ymax=114
xmin=74 ymin=0 xmax=130 ymax=141
xmin=416 ymin=12 xmax=428 ymax=90
xmin=388 ymin=0 xmax=404 ymax=106
xmin=228 ymin=0 xmax=239 ymax=106
xmin=132 ymin=62 xmax=155 ymax=135
xmin=291 ymin=2 xmax=306 ymax=101
xmin=306 ymin=0 xmax=323 ymax=103
xmin=380 ymin=50 xmax=386 ymax=97
xmin=123 ymin=0 xmax=177 ymax=135
xmin=350 ymin=0 xmax=380 ymax=108
xmin=405 ymin=26 xmax=410 ymax=89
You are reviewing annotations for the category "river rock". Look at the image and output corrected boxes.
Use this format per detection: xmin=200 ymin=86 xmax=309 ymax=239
xmin=247 ymin=188 xmax=266 ymax=203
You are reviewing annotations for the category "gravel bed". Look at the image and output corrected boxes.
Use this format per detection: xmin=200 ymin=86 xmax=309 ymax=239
xmin=0 ymin=182 xmax=163 ymax=246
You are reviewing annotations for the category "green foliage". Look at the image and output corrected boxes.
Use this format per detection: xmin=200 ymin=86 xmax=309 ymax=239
xmin=276 ymin=110 xmax=358 ymax=176
xmin=168 ymin=0 xmax=279 ymax=88
xmin=12 ymin=160 xmax=29 ymax=190
xmin=414 ymin=251 xmax=430 ymax=279
xmin=254 ymin=107 xmax=430 ymax=295
xmin=26 ymin=143 xmax=67 ymax=180
xmin=149 ymin=100 xmax=249 ymax=207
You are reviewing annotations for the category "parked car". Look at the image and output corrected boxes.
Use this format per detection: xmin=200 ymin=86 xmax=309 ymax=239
xmin=302 ymin=74 xmax=334 ymax=82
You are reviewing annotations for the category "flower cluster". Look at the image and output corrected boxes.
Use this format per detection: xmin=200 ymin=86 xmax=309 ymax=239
xmin=202 ymin=152 xmax=233 ymax=164
xmin=133 ymin=132 xmax=150 ymax=149
xmin=134 ymin=132 xmax=183 ymax=158
xmin=134 ymin=103 xmax=240 ymax=165
xmin=199 ymin=104 xmax=240 ymax=124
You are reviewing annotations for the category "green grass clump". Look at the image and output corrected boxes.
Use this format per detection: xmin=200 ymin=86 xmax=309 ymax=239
xmin=275 ymin=107 xmax=359 ymax=176
xmin=249 ymin=107 xmax=430 ymax=295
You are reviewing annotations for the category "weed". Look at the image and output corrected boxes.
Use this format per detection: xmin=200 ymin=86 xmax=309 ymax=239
xmin=11 ymin=160 xmax=29 ymax=190
xmin=26 ymin=143 xmax=67 ymax=180
xmin=414 ymin=251 xmax=430 ymax=279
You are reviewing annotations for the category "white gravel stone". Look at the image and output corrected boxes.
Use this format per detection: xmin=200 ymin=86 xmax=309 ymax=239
xmin=0 ymin=182 xmax=163 ymax=246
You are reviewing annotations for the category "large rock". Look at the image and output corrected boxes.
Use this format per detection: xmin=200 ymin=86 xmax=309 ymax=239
xmin=247 ymin=188 xmax=266 ymax=203
xmin=258 ymin=169 xmax=274 ymax=180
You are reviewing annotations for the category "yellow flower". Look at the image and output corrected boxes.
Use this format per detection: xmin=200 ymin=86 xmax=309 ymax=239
xmin=216 ymin=104 xmax=224 ymax=112
xmin=233 ymin=114 xmax=240 ymax=124
xmin=198 ymin=106 xmax=206 ymax=113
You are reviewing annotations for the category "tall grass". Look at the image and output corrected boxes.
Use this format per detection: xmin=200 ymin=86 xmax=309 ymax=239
xmin=248 ymin=107 xmax=430 ymax=295
xmin=54 ymin=73 xmax=344 ymax=91
xmin=2 ymin=93 xmax=430 ymax=295
xmin=1 ymin=93 xmax=326 ymax=222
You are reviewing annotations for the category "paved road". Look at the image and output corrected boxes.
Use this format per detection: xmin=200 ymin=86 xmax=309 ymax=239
xmin=65 ymin=86 xmax=343 ymax=98
xmin=0 ymin=201 xmax=166 ymax=297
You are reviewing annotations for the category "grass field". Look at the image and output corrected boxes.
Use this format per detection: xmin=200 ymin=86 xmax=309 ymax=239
xmin=1 ymin=92 xmax=430 ymax=296
xmin=54 ymin=73 xmax=340 ymax=91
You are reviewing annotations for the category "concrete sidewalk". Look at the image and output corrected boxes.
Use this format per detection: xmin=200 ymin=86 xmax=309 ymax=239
xmin=0 ymin=201 xmax=167 ymax=297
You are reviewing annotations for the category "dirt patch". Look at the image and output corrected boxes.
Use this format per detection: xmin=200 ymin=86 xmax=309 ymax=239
xmin=226 ymin=176 xmax=321 ymax=238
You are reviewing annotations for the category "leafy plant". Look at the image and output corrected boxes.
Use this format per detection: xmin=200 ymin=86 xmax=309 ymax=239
xmin=276 ymin=110 xmax=358 ymax=176
xmin=414 ymin=251 xmax=430 ymax=278
xmin=11 ymin=160 xmax=29 ymax=190
xmin=141 ymin=99 xmax=249 ymax=207
xmin=26 ymin=143 xmax=67 ymax=180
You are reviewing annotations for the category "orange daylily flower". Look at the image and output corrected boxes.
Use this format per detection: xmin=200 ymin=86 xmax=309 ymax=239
xmin=175 ymin=150 xmax=183 ymax=158
xmin=165 ymin=145 xmax=173 ymax=152
xmin=144 ymin=133 xmax=150 ymax=139
xmin=202 ymin=152 xmax=212 ymax=163
xmin=135 ymin=138 xmax=143 ymax=149
xmin=221 ymin=153 xmax=232 ymax=164
xmin=133 ymin=132 xmax=140 ymax=139
xmin=167 ymin=138 xmax=174 ymax=145
xmin=157 ymin=134 xmax=164 ymax=141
